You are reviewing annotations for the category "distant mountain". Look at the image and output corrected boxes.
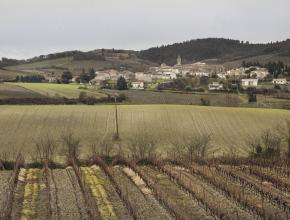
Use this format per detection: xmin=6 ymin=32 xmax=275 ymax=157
xmin=139 ymin=38 xmax=290 ymax=67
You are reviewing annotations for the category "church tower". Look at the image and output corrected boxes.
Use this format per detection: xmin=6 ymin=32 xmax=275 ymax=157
xmin=177 ymin=55 xmax=182 ymax=65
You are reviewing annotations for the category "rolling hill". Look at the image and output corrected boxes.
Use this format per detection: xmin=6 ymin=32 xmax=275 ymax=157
xmin=139 ymin=38 xmax=290 ymax=67
xmin=1 ymin=38 xmax=290 ymax=80
xmin=1 ymin=50 xmax=157 ymax=79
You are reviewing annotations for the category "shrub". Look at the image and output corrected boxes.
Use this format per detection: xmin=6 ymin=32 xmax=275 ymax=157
xmin=200 ymin=98 xmax=210 ymax=106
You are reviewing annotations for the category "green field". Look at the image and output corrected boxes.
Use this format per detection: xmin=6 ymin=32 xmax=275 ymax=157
xmin=10 ymin=83 xmax=107 ymax=99
xmin=0 ymin=105 xmax=289 ymax=162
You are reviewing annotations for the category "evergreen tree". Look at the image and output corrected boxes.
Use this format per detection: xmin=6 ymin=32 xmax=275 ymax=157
xmin=61 ymin=71 xmax=73 ymax=84
xmin=116 ymin=76 xmax=128 ymax=90
xmin=88 ymin=68 xmax=96 ymax=80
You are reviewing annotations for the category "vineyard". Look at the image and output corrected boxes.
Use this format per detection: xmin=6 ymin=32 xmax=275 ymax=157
xmin=1 ymin=156 xmax=290 ymax=220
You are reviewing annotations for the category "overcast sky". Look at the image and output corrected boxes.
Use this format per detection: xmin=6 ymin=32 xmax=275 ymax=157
xmin=1 ymin=0 xmax=290 ymax=59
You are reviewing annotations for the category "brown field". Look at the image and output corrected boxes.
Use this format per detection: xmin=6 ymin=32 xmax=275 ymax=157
xmin=0 ymin=83 xmax=43 ymax=99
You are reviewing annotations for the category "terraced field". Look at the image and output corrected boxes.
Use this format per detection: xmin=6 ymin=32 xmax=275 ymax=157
xmin=0 ymin=105 xmax=289 ymax=162
xmin=1 ymin=160 xmax=289 ymax=220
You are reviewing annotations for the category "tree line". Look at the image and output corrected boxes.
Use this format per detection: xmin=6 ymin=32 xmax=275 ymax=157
xmin=139 ymin=38 xmax=290 ymax=65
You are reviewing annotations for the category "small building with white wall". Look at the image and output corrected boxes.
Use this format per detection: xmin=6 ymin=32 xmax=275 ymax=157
xmin=208 ymin=82 xmax=223 ymax=91
xmin=241 ymin=79 xmax=258 ymax=87
xmin=272 ymin=78 xmax=287 ymax=85
xmin=131 ymin=81 xmax=144 ymax=89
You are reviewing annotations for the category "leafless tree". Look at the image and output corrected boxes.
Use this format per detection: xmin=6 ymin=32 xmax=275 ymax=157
xmin=169 ymin=133 xmax=212 ymax=163
xmin=33 ymin=134 xmax=57 ymax=164
xmin=128 ymin=132 xmax=157 ymax=160
xmin=61 ymin=132 xmax=81 ymax=162
xmin=276 ymin=119 xmax=290 ymax=158
xmin=90 ymin=136 xmax=114 ymax=158
xmin=246 ymin=135 xmax=262 ymax=156
xmin=261 ymin=129 xmax=282 ymax=157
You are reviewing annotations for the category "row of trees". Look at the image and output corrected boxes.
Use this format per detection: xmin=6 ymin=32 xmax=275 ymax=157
xmin=51 ymin=68 xmax=96 ymax=84
xmin=1 ymin=119 xmax=290 ymax=168
xmin=15 ymin=75 xmax=45 ymax=83
xmin=248 ymin=120 xmax=290 ymax=159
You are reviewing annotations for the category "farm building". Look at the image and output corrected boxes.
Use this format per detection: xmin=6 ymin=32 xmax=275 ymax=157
xmin=208 ymin=82 xmax=223 ymax=91
xmin=272 ymin=78 xmax=287 ymax=85
xmin=241 ymin=79 xmax=258 ymax=87
xmin=131 ymin=81 xmax=144 ymax=89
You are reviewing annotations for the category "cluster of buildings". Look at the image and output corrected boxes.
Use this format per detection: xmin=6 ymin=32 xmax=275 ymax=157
xmin=45 ymin=55 xmax=288 ymax=91
xmin=222 ymin=67 xmax=270 ymax=79
xmin=89 ymin=56 xmax=228 ymax=89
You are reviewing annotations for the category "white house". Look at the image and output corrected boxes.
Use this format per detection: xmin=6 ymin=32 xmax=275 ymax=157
xmin=135 ymin=72 xmax=152 ymax=82
xmin=241 ymin=79 xmax=258 ymax=87
xmin=194 ymin=72 xmax=210 ymax=77
xmin=131 ymin=81 xmax=144 ymax=89
xmin=272 ymin=78 xmax=287 ymax=85
xmin=226 ymin=68 xmax=246 ymax=77
xmin=162 ymin=72 xmax=177 ymax=79
xmin=217 ymin=73 xmax=226 ymax=79
xmin=208 ymin=82 xmax=223 ymax=91
xmin=250 ymin=68 xmax=269 ymax=79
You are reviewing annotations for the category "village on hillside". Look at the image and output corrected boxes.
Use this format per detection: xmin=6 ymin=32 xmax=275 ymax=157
xmin=42 ymin=55 xmax=288 ymax=93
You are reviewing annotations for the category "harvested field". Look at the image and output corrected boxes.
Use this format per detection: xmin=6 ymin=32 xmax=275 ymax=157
xmin=0 ymin=170 xmax=12 ymax=208
xmin=113 ymin=165 xmax=173 ymax=219
xmin=0 ymin=83 xmax=43 ymax=99
xmin=138 ymin=165 xmax=215 ymax=220
xmin=49 ymin=168 xmax=89 ymax=220
xmin=11 ymin=168 xmax=49 ymax=220
xmin=188 ymin=163 xmax=290 ymax=219
xmin=163 ymin=165 xmax=257 ymax=220
xmin=218 ymin=165 xmax=290 ymax=212
xmin=1 ymin=162 xmax=290 ymax=219
xmin=81 ymin=166 xmax=132 ymax=220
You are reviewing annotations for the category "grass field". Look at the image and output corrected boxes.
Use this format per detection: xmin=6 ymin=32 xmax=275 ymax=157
xmin=0 ymin=105 xmax=289 ymax=162
xmin=9 ymin=83 xmax=107 ymax=99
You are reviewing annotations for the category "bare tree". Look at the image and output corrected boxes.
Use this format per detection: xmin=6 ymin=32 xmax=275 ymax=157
xmin=169 ymin=133 xmax=212 ymax=163
xmin=276 ymin=119 xmax=290 ymax=158
xmin=246 ymin=135 xmax=262 ymax=156
xmin=261 ymin=129 xmax=282 ymax=158
xmin=33 ymin=134 xmax=57 ymax=164
xmin=128 ymin=132 xmax=157 ymax=160
xmin=90 ymin=136 xmax=114 ymax=158
xmin=62 ymin=132 xmax=81 ymax=162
